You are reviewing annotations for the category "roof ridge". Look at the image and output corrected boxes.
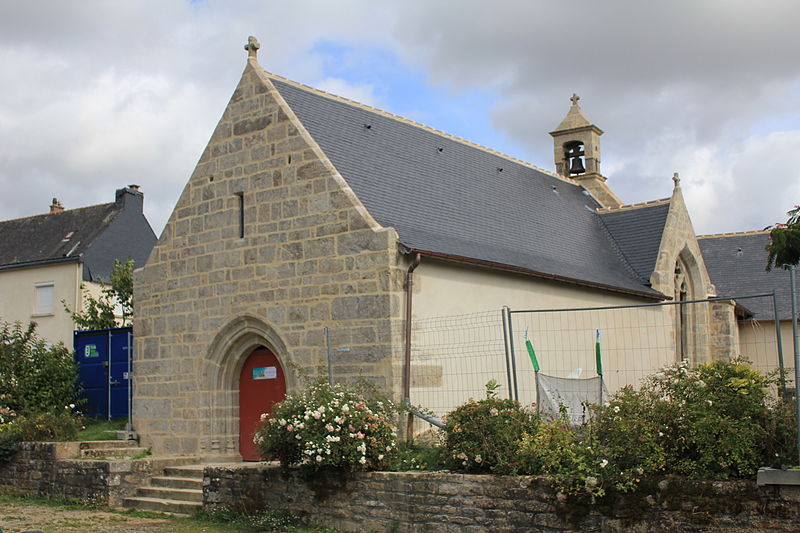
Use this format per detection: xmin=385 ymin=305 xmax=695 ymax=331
xmin=0 ymin=201 xmax=116 ymax=225
xmin=264 ymin=70 xmax=575 ymax=185
xmin=697 ymin=229 xmax=770 ymax=239
xmin=597 ymin=198 xmax=671 ymax=213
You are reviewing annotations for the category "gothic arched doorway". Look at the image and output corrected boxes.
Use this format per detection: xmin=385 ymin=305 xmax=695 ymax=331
xmin=238 ymin=347 xmax=287 ymax=461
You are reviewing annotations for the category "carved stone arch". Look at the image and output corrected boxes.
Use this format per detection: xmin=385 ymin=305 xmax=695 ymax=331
xmin=201 ymin=314 xmax=296 ymax=460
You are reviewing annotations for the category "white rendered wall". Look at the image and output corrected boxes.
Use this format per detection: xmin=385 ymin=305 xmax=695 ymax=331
xmin=0 ymin=262 xmax=82 ymax=347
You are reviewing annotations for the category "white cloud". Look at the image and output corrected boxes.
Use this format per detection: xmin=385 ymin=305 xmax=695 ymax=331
xmin=314 ymin=78 xmax=380 ymax=107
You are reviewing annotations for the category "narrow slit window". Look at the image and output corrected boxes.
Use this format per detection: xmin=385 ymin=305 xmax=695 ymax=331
xmin=237 ymin=192 xmax=245 ymax=238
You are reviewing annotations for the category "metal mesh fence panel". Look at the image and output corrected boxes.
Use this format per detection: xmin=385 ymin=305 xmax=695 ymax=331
xmin=408 ymin=295 xmax=788 ymax=425
xmin=510 ymin=303 xmax=676 ymax=407
xmin=509 ymin=295 xmax=788 ymax=408
xmin=409 ymin=309 xmax=507 ymax=417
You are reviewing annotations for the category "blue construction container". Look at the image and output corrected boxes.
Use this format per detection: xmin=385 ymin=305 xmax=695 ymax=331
xmin=73 ymin=327 xmax=132 ymax=419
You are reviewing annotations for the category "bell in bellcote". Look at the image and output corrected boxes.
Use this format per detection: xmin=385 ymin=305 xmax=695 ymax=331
xmin=569 ymin=156 xmax=585 ymax=175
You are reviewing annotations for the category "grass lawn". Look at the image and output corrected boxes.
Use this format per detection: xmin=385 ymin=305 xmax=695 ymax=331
xmin=77 ymin=417 xmax=128 ymax=441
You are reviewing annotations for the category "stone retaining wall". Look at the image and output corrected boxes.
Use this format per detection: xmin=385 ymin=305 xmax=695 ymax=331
xmin=0 ymin=442 xmax=175 ymax=506
xmin=204 ymin=463 xmax=800 ymax=532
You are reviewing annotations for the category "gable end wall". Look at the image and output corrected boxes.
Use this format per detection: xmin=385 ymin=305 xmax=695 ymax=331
xmin=133 ymin=60 xmax=405 ymax=458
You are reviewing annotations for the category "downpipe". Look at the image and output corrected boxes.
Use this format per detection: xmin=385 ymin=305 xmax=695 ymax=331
xmin=403 ymin=252 xmax=422 ymax=442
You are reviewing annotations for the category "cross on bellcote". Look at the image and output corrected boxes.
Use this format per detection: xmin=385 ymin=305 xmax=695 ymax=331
xmin=570 ymin=93 xmax=580 ymax=105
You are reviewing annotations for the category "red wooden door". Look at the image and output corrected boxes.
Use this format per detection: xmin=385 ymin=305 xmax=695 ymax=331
xmin=239 ymin=348 xmax=286 ymax=461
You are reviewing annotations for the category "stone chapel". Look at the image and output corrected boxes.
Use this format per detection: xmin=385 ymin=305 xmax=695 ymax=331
xmin=133 ymin=37 xmax=788 ymax=460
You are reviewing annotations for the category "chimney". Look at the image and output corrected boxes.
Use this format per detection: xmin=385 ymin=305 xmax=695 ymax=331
xmin=115 ymin=185 xmax=145 ymax=211
xmin=49 ymin=198 xmax=64 ymax=214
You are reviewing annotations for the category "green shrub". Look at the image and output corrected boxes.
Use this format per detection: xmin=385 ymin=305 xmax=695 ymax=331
xmin=442 ymin=380 xmax=539 ymax=474
xmin=646 ymin=358 xmax=776 ymax=479
xmin=254 ymin=381 xmax=396 ymax=474
xmin=591 ymin=386 xmax=667 ymax=477
xmin=0 ymin=321 xmax=80 ymax=415
xmin=762 ymin=397 xmax=798 ymax=467
xmin=391 ymin=443 xmax=448 ymax=471
xmin=516 ymin=417 xmax=613 ymax=498
xmin=0 ymin=421 xmax=21 ymax=466
xmin=591 ymin=358 xmax=794 ymax=482
xmin=15 ymin=410 xmax=82 ymax=442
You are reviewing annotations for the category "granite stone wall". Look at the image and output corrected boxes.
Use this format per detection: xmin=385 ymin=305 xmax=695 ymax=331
xmin=0 ymin=442 xmax=185 ymax=506
xmin=203 ymin=464 xmax=800 ymax=532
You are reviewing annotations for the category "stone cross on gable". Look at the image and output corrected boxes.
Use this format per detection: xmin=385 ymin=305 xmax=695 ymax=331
xmin=245 ymin=36 xmax=260 ymax=58
xmin=672 ymin=172 xmax=681 ymax=186
xmin=570 ymin=93 xmax=580 ymax=105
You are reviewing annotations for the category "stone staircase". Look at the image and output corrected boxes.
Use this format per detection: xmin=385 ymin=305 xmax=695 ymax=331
xmin=79 ymin=440 xmax=149 ymax=459
xmin=122 ymin=464 xmax=205 ymax=516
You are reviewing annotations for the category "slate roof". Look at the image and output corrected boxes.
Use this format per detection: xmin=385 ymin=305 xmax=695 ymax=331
xmin=599 ymin=203 xmax=671 ymax=282
xmin=699 ymin=232 xmax=794 ymax=320
xmin=0 ymin=204 xmax=120 ymax=270
xmin=270 ymin=76 xmax=666 ymax=299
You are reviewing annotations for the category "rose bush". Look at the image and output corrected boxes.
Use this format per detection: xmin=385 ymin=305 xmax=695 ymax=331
xmin=254 ymin=381 xmax=396 ymax=474
xmin=441 ymin=380 xmax=539 ymax=474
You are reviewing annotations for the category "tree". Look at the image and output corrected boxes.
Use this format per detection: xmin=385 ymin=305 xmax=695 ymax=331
xmin=766 ymin=206 xmax=800 ymax=271
xmin=63 ymin=258 xmax=135 ymax=330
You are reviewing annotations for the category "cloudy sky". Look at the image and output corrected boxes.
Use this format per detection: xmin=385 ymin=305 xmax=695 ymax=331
xmin=1 ymin=0 xmax=798 ymax=237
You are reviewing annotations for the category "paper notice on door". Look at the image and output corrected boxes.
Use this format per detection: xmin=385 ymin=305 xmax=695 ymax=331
xmin=252 ymin=366 xmax=277 ymax=380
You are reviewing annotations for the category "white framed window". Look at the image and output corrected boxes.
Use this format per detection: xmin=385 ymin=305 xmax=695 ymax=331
xmin=34 ymin=282 xmax=55 ymax=315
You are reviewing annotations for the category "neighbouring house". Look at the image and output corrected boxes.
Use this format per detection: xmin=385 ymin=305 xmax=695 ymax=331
xmin=0 ymin=186 xmax=157 ymax=347
xmin=133 ymin=37 xmax=793 ymax=461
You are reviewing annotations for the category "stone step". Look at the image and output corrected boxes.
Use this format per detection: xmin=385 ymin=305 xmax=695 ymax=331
xmin=81 ymin=447 xmax=149 ymax=458
xmin=163 ymin=465 xmax=205 ymax=479
xmin=122 ymin=496 xmax=201 ymax=516
xmin=147 ymin=456 xmax=201 ymax=469
xmin=79 ymin=440 xmax=139 ymax=450
xmin=150 ymin=476 xmax=203 ymax=490
xmin=137 ymin=486 xmax=203 ymax=502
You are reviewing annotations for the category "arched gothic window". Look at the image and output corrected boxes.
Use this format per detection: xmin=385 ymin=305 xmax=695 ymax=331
xmin=674 ymin=260 xmax=690 ymax=360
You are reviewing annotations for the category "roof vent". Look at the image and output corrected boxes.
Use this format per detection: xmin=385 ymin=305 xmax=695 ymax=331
xmin=496 ymin=167 xmax=504 ymax=173
xmin=737 ymin=247 xmax=743 ymax=257
xmin=49 ymin=198 xmax=64 ymax=214
xmin=436 ymin=146 xmax=444 ymax=153
xmin=363 ymin=123 xmax=372 ymax=130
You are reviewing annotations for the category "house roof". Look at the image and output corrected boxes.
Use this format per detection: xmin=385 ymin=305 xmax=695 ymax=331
xmin=270 ymin=75 xmax=665 ymax=299
xmin=599 ymin=202 xmax=671 ymax=283
xmin=0 ymin=203 xmax=121 ymax=271
xmin=698 ymin=231 xmax=794 ymax=320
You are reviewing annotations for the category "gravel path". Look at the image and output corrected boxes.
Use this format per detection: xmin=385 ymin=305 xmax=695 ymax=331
xmin=0 ymin=501 xmax=227 ymax=533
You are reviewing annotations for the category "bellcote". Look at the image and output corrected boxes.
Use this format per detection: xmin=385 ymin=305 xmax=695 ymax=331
xmin=549 ymin=93 xmax=604 ymax=178
xmin=549 ymin=94 xmax=621 ymax=208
